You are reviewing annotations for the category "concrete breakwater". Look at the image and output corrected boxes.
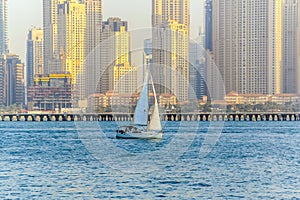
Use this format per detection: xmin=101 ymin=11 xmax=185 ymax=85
xmin=0 ymin=112 xmax=300 ymax=122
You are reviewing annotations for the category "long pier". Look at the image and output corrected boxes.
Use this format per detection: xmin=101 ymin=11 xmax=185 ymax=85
xmin=0 ymin=112 xmax=300 ymax=122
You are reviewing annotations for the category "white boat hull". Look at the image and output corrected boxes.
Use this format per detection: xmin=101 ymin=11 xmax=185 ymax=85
xmin=116 ymin=131 xmax=162 ymax=139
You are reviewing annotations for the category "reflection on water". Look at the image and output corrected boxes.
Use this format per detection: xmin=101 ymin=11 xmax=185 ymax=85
xmin=0 ymin=121 xmax=299 ymax=199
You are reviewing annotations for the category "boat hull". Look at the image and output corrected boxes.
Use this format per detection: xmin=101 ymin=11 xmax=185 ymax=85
xmin=116 ymin=131 xmax=162 ymax=139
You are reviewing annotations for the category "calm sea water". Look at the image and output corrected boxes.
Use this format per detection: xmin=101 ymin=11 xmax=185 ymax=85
xmin=0 ymin=121 xmax=299 ymax=199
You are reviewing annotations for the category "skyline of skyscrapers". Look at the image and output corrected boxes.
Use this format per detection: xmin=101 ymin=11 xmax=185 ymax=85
xmin=1 ymin=0 xmax=300 ymax=109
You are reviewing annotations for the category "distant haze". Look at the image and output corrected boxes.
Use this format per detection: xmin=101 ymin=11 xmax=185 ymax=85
xmin=8 ymin=0 xmax=204 ymax=61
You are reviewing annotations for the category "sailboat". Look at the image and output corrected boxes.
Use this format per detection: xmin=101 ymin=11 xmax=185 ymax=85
xmin=116 ymin=72 xmax=162 ymax=139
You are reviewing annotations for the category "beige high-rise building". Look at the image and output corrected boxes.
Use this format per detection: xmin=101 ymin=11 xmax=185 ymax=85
xmin=27 ymin=28 xmax=43 ymax=87
xmin=161 ymin=20 xmax=189 ymax=101
xmin=152 ymin=0 xmax=190 ymax=101
xmin=101 ymin=18 xmax=133 ymax=93
xmin=211 ymin=0 xmax=282 ymax=96
xmin=114 ymin=62 xmax=137 ymax=94
xmin=282 ymin=0 xmax=300 ymax=94
xmin=84 ymin=0 xmax=102 ymax=96
xmin=152 ymin=0 xmax=190 ymax=27
xmin=57 ymin=0 xmax=86 ymax=98
xmin=43 ymin=0 xmax=65 ymax=74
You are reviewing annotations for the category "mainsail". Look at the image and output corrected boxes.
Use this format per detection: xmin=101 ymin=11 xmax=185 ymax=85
xmin=133 ymin=72 xmax=149 ymax=126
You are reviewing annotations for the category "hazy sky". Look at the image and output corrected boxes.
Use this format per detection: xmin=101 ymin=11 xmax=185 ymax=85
xmin=8 ymin=0 xmax=204 ymax=61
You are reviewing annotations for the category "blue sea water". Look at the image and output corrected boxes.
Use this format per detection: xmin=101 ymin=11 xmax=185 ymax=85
xmin=0 ymin=121 xmax=299 ymax=199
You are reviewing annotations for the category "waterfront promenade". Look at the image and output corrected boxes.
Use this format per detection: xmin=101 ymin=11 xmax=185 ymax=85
xmin=0 ymin=112 xmax=300 ymax=122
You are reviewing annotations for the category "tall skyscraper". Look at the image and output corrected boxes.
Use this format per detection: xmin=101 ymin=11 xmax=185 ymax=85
xmin=205 ymin=0 xmax=212 ymax=51
xmin=152 ymin=0 xmax=190 ymax=101
xmin=211 ymin=0 xmax=282 ymax=96
xmin=0 ymin=55 xmax=5 ymax=105
xmin=0 ymin=0 xmax=8 ymax=54
xmin=282 ymin=0 xmax=300 ymax=94
xmin=84 ymin=0 xmax=102 ymax=97
xmin=43 ymin=0 xmax=64 ymax=74
xmin=189 ymin=42 xmax=206 ymax=100
xmin=0 ymin=54 xmax=24 ymax=106
xmin=26 ymin=28 xmax=44 ymax=87
xmin=205 ymin=0 xmax=222 ymax=100
xmin=100 ymin=17 xmax=132 ymax=93
xmin=57 ymin=0 xmax=86 ymax=97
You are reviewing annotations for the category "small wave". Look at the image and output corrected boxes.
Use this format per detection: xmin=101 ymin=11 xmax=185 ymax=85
xmin=190 ymin=182 xmax=212 ymax=187
xmin=156 ymin=194 xmax=167 ymax=198
xmin=159 ymin=180 xmax=182 ymax=185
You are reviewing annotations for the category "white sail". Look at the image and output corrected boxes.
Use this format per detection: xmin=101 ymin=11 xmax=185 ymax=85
xmin=133 ymin=72 xmax=149 ymax=126
xmin=148 ymin=76 xmax=162 ymax=131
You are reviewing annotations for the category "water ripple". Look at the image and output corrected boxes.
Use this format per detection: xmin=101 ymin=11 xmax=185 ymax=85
xmin=0 ymin=121 xmax=299 ymax=199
